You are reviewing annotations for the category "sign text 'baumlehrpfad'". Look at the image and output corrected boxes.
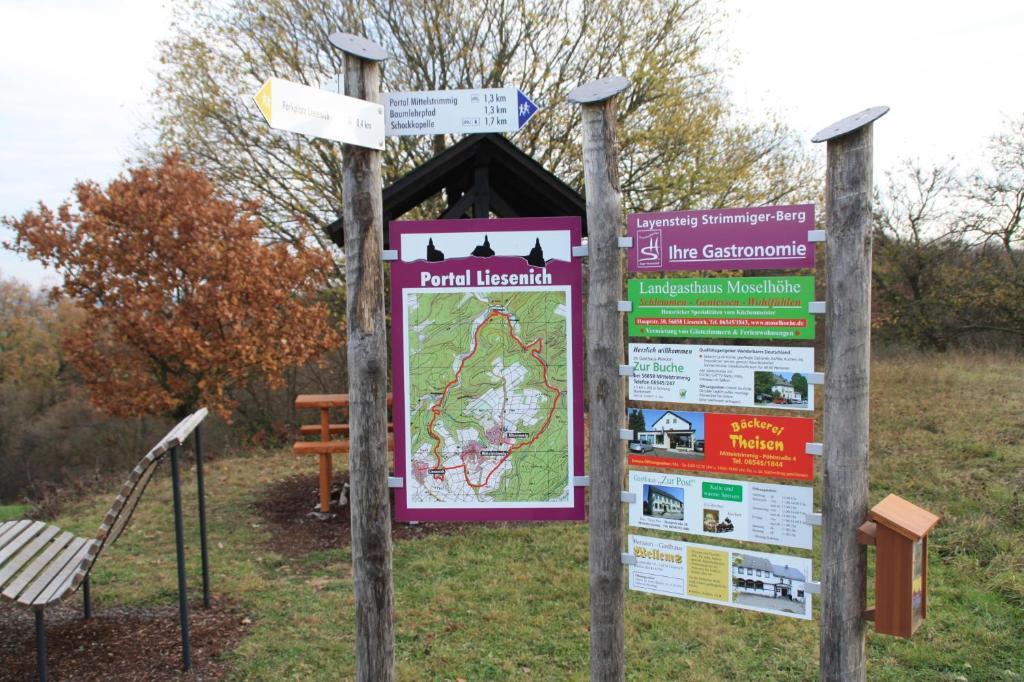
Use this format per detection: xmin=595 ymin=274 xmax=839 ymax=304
xmin=253 ymin=77 xmax=384 ymax=149
xmin=629 ymin=204 xmax=816 ymax=272
xmin=385 ymin=87 xmax=539 ymax=136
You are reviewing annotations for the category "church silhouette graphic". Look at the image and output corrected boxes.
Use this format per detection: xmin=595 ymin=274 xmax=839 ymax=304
xmin=471 ymin=235 xmax=496 ymax=257
xmin=421 ymin=234 xmax=548 ymax=267
xmin=426 ymin=238 xmax=445 ymax=262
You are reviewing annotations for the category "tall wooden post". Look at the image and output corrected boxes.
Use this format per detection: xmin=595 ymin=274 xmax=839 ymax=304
xmin=569 ymin=76 xmax=630 ymax=682
xmin=330 ymin=32 xmax=395 ymax=682
xmin=812 ymin=106 xmax=888 ymax=682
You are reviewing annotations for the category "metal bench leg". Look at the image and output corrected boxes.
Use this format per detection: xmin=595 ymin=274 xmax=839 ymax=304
xmin=35 ymin=608 xmax=48 ymax=682
xmin=194 ymin=424 xmax=212 ymax=609
xmin=170 ymin=443 xmax=192 ymax=671
xmin=83 ymin=574 xmax=92 ymax=619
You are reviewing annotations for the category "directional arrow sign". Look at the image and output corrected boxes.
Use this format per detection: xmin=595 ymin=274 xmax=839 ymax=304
xmin=384 ymin=87 xmax=540 ymax=136
xmin=253 ymin=77 xmax=385 ymax=150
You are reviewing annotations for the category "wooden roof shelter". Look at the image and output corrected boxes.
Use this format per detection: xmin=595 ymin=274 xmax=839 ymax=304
xmin=326 ymin=133 xmax=587 ymax=249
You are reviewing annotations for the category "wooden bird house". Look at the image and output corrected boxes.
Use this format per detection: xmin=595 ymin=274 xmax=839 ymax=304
xmin=857 ymin=494 xmax=940 ymax=638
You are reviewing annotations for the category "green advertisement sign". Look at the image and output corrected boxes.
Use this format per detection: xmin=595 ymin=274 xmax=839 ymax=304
xmin=701 ymin=481 xmax=743 ymax=502
xmin=628 ymin=276 xmax=817 ymax=340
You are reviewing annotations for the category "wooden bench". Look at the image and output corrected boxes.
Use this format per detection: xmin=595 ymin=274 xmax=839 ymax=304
xmin=293 ymin=393 xmax=394 ymax=513
xmin=292 ymin=434 xmax=396 ymax=455
xmin=0 ymin=408 xmax=209 ymax=680
xmin=296 ymin=423 xmax=395 ymax=437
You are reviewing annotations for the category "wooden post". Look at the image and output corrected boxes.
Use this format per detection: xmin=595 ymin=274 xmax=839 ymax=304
xmin=569 ymin=76 xmax=630 ymax=682
xmin=331 ymin=32 xmax=395 ymax=682
xmin=812 ymin=106 xmax=889 ymax=682
xmin=319 ymin=407 xmax=332 ymax=513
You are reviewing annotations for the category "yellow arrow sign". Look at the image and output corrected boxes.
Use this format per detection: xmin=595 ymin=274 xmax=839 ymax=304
xmin=254 ymin=79 xmax=273 ymax=126
xmin=251 ymin=77 xmax=384 ymax=149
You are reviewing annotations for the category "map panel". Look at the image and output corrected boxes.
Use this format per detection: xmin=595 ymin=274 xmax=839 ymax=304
xmin=389 ymin=216 xmax=585 ymax=522
xmin=404 ymin=288 xmax=571 ymax=508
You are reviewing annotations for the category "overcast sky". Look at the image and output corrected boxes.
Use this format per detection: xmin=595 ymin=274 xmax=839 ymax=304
xmin=1 ymin=0 xmax=1022 ymax=286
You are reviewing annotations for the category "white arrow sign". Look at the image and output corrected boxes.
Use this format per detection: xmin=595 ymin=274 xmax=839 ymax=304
xmin=253 ymin=77 xmax=385 ymax=150
xmin=384 ymin=87 xmax=540 ymax=137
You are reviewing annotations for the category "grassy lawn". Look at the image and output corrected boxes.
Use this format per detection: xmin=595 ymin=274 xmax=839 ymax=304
xmin=29 ymin=353 xmax=1024 ymax=680
xmin=0 ymin=504 xmax=29 ymax=522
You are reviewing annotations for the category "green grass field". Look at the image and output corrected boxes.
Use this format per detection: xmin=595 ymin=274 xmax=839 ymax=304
xmin=0 ymin=504 xmax=29 ymax=522
xmin=13 ymin=352 xmax=1023 ymax=680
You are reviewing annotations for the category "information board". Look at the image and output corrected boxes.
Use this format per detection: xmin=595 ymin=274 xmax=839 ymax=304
xmin=628 ymin=534 xmax=813 ymax=620
xmin=625 ymin=409 xmax=815 ymax=480
xmin=627 ymin=276 xmax=817 ymax=340
xmin=626 ymin=471 xmax=813 ymax=549
xmin=389 ymin=217 xmax=585 ymax=522
xmin=628 ymin=343 xmax=815 ymax=411
xmin=628 ymin=204 xmax=816 ymax=272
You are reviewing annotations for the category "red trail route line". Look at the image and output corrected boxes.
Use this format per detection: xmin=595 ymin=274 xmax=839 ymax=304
xmin=425 ymin=309 xmax=561 ymax=488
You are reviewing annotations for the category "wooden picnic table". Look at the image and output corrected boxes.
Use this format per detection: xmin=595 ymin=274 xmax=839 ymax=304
xmin=293 ymin=393 xmax=394 ymax=513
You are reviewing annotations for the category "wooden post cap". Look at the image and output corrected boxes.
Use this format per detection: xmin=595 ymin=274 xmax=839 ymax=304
xmin=812 ymin=106 xmax=889 ymax=143
xmin=328 ymin=32 xmax=388 ymax=61
xmin=567 ymin=77 xmax=630 ymax=104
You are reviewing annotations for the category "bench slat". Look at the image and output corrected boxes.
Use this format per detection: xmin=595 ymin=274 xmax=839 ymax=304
xmin=2 ymin=531 xmax=75 ymax=601
xmin=297 ymin=423 xmax=395 ymax=436
xmin=298 ymin=423 xmax=350 ymax=435
xmin=294 ymin=393 xmax=394 ymax=409
xmin=34 ymin=540 xmax=97 ymax=605
xmin=0 ymin=520 xmax=32 ymax=550
xmin=0 ymin=525 xmax=60 ymax=589
xmin=293 ymin=441 xmax=347 ymax=455
xmin=292 ymin=434 xmax=395 ymax=455
xmin=17 ymin=537 xmax=89 ymax=605
xmin=295 ymin=394 xmax=349 ymax=409
xmin=0 ymin=521 xmax=46 ymax=565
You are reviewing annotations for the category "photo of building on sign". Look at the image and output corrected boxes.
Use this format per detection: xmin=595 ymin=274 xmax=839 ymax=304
xmin=626 ymin=408 xmax=705 ymax=459
xmin=642 ymin=484 xmax=684 ymax=520
xmin=753 ymin=371 xmax=809 ymax=408
xmin=732 ymin=553 xmax=807 ymax=616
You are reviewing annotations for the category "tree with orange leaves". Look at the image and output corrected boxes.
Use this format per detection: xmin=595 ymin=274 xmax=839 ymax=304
xmin=4 ymin=153 xmax=340 ymax=419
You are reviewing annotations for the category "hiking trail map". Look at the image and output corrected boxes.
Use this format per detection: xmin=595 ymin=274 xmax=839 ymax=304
xmin=390 ymin=218 xmax=585 ymax=522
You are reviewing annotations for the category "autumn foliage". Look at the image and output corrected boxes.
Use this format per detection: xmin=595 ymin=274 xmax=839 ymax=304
xmin=4 ymin=154 xmax=340 ymax=418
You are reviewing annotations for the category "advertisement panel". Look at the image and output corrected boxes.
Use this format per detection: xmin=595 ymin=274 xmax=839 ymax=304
xmin=628 ymin=534 xmax=813 ymax=620
xmin=627 ymin=276 xmax=817 ymax=340
xmin=628 ymin=204 xmax=816 ymax=272
xmin=626 ymin=471 xmax=814 ymax=549
xmin=628 ymin=343 xmax=815 ymax=412
xmin=625 ymin=409 xmax=815 ymax=480
xmin=389 ymin=217 xmax=585 ymax=522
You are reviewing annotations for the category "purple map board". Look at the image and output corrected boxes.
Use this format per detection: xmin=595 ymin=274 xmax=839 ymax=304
xmin=390 ymin=217 xmax=586 ymax=522
xmin=628 ymin=204 xmax=816 ymax=272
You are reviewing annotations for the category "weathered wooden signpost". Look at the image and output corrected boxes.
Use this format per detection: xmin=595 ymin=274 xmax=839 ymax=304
xmin=253 ymin=27 xmax=942 ymax=674
xmin=812 ymin=106 xmax=888 ymax=682
xmin=567 ymin=76 xmax=630 ymax=682
xmin=329 ymin=32 xmax=395 ymax=682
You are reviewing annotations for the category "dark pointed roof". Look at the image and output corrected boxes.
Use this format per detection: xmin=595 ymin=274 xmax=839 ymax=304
xmin=326 ymin=133 xmax=586 ymax=249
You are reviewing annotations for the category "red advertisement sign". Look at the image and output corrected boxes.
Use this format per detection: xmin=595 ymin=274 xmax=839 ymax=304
xmin=626 ymin=410 xmax=815 ymax=481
